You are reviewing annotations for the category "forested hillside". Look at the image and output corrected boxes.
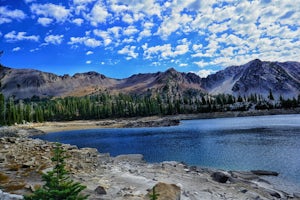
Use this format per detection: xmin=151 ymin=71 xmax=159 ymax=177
xmin=0 ymin=91 xmax=299 ymax=125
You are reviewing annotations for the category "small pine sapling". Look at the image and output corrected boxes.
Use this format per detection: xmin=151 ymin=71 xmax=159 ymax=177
xmin=25 ymin=143 xmax=88 ymax=200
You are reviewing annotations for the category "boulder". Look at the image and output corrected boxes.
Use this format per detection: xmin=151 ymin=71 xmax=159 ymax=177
xmin=146 ymin=182 xmax=181 ymax=200
xmin=211 ymin=172 xmax=230 ymax=183
xmin=94 ymin=186 xmax=107 ymax=195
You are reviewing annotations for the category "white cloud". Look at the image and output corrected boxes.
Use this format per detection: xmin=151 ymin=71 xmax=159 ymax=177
xmin=73 ymin=0 xmax=95 ymax=4
xmin=192 ymin=44 xmax=203 ymax=51
xmin=86 ymin=60 xmax=92 ymax=64
xmin=37 ymin=17 xmax=53 ymax=26
xmin=122 ymin=13 xmax=134 ymax=24
xmin=72 ymin=18 xmax=84 ymax=26
xmin=87 ymin=2 xmax=109 ymax=26
xmin=0 ymin=6 xmax=26 ymax=24
xmin=123 ymin=26 xmax=139 ymax=36
xmin=196 ymin=69 xmax=216 ymax=78
xmin=93 ymin=29 xmax=112 ymax=46
xmin=44 ymin=35 xmax=63 ymax=45
xmin=12 ymin=47 xmax=21 ymax=52
xmin=111 ymin=0 xmax=161 ymax=18
xmin=30 ymin=3 xmax=70 ymax=22
xmin=86 ymin=51 xmax=93 ymax=55
xmin=137 ymin=21 xmax=154 ymax=41
xmin=68 ymin=37 xmax=101 ymax=48
xmin=179 ymin=63 xmax=188 ymax=67
xmin=108 ymin=26 xmax=122 ymax=38
xmin=173 ymin=44 xmax=189 ymax=56
xmin=118 ymin=45 xmax=138 ymax=59
xmin=24 ymin=0 xmax=36 ymax=3
xmin=110 ymin=4 xmax=128 ymax=14
xmin=4 ymin=31 xmax=39 ymax=42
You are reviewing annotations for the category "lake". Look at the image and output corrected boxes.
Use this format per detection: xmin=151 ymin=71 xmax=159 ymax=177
xmin=34 ymin=114 xmax=300 ymax=192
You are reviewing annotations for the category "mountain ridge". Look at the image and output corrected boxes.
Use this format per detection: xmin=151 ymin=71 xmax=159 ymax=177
xmin=0 ymin=59 xmax=299 ymax=100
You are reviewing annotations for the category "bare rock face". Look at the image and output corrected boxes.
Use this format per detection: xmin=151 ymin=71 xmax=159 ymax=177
xmin=201 ymin=59 xmax=300 ymax=98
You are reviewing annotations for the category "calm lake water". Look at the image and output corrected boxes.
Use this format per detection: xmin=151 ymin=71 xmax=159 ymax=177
xmin=34 ymin=114 xmax=300 ymax=192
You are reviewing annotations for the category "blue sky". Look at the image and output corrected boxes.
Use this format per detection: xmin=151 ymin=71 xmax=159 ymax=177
xmin=0 ymin=0 xmax=299 ymax=78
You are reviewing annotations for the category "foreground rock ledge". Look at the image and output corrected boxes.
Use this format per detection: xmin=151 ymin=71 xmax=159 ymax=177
xmin=0 ymin=137 xmax=299 ymax=200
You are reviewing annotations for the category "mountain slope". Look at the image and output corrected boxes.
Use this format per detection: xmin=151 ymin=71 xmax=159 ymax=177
xmin=0 ymin=65 xmax=205 ymax=100
xmin=201 ymin=59 xmax=300 ymax=98
xmin=0 ymin=59 xmax=299 ymax=100
xmin=115 ymin=68 xmax=204 ymax=96
xmin=0 ymin=65 xmax=119 ymax=99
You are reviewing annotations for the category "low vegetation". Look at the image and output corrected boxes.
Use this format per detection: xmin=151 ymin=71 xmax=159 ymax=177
xmin=24 ymin=143 xmax=88 ymax=200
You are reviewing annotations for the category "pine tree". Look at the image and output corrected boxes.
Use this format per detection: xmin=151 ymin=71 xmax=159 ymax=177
xmin=149 ymin=186 xmax=159 ymax=200
xmin=25 ymin=143 xmax=88 ymax=200
xmin=268 ymin=89 xmax=274 ymax=100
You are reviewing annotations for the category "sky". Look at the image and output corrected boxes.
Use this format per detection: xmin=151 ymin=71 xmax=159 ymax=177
xmin=0 ymin=0 xmax=299 ymax=79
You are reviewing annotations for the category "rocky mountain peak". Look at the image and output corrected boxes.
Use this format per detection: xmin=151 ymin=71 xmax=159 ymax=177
xmin=201 ymin=59 xmax=300 ymax=98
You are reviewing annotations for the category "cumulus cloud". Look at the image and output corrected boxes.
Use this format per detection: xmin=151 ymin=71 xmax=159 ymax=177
xmin=93 ymin=29 xmax=112 ymax=46
xmin=123 ymin=26 xmax=139 ymax=36
xmin=86 ymin=51 xmax=93 ymax=55
xmin=4 ymin=31 xmax=39 ymax=42
xmin=86 ymin=60 xmax=92 ymax=64
xmin=118 ymin=45 xmax=138 ymax=59
xmin=44 ymin=35 xmax=64 ymax=45
xmin=196 ymin=69 xmax=216 ymax=78
xmin=86 ymin=2 xmax=110 ymax=26
xmin=24 ymin=0 xmax=36 ymax=3
xmin=30 ymin=3 xmax=70 ymax=23
xmin=143 ymin=43 xmax=189 ymax=59
xmin=68 ymin=36 xmax=101 ymax=48
xmin=0 ymin=6 xmax=26 ymax=24
xmin=72 ymin=18 xmax=84 ymax=26
xmin=12 ymin=47 xmax=21 ymax=52
xmin=37 ymin=17 xmax=53 ymax=26
xmin=73 ymin=0 xmax=95 ymax=4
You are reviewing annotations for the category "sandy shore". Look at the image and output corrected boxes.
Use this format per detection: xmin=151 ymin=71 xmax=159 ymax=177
xmin=14 ymin=108 xmax=300 ymax=133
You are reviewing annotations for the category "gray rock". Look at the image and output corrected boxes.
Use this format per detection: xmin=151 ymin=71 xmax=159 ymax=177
xmin=294 ymin=193 xmax=300 ymax=198
xmin=211 ymin=172 xmax=229 ymax=183
xmin=95 ymin=186 xmax=107 ymax=195
xmin=114 ymin=154 xmax=144 ymax=163
xmin=0 ymin=189 xmax=23 ymax=200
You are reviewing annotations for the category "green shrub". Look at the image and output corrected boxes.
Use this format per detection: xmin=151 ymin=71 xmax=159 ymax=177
xmin=25 ymin=143 xmax=88 ymax=200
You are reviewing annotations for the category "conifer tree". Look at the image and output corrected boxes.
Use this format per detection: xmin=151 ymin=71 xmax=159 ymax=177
xmin=25 ymin=143 xmax=88 ymax=200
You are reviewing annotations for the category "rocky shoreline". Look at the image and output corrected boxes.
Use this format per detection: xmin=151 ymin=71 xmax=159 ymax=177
xmin=0 ymin=126 xmax=300 ymax=200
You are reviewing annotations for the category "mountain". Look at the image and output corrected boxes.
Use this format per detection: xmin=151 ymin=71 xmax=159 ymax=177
xmin=201 ymin=59 xmax=300 ymax=98
xmin=0 ymin=65 xmax=118 ymax=99
xmin=0 ymin=59 xmax=299 ymax=100
xmin=0 ymin=65 xmax=205 ymax=100
xmin=115 ymin=68 xmax=204 ymax=96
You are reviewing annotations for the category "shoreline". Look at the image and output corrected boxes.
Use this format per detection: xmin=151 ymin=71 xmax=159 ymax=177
xmin=0 ymin=137 xmax=299 ymax=199
xmin=14 ymin=108 xmax=300 ymax=133
xmin=1 ymin=110 xmax=299 ymax=199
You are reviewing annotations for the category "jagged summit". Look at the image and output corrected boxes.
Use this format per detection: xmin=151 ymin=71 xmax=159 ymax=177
xmin=0 ymin=59 xmax=299 ymax=99
xmin=201 ymin=60 xmax=300 ymax=98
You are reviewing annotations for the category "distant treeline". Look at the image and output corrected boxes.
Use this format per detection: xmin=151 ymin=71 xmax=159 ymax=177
xmin=0 ymin=91 xmax=299 ymax=125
